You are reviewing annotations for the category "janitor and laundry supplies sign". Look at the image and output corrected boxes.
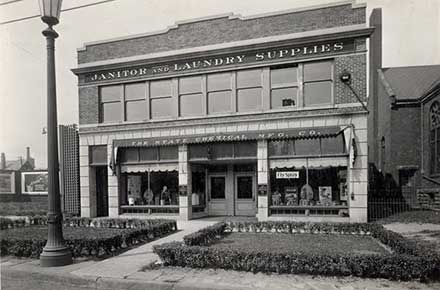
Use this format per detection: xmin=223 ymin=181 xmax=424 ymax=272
xmin=85 ymin=39 xmax=354 ymax=83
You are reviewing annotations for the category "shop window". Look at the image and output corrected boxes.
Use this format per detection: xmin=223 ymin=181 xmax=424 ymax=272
xmin=179 ymin=76 xmax=204 ymax=117
xmin=430 ymin=101 xmax=440 ymax=175
xmin=211 ymin=143 xmax=234 ymax=159
xmin=295 ymin=139 xmax=321 ymax=156
xmin=234 ymin=142 xmax=257 ymax=157
xmin=207 ymin=72 xmax=232 ymax=114
xmin=89 ymin=145 xmax=107 ymax=165
xmin=303 ymin=61 xmax=333 ymax=106
xmin=268 ymin=135 xmax=345 ymax=157
xmin=189 ymin=144 xmax=209 ymax=160
xmin=122 ymin=171 xmax=179 ymax=206
xmin=159 ymin=146 xmax=178 ymax=160
xmin=268 ymin=140 xmax=294 ymax=156
xmin=270 ymin=66 xmax=298 ymax=109
xmin=125 ymin=83 xmax=147 ymax=122
xmin=100 ymin=85 xmax=122 ymax=123
xmin=321 ymin=135 xmax=346 ymax=155
xmin=237 ymin=69 xmax=262 ymax=112
xmin=121 ymin=148 xmax=139 ymax=163
xmin=139 ymin=148 xmax=158 ymax=161
xmin=150 ymin=79 xmax=173 ymax=119
xmin=269 ymin=166 xmax=348 ymax=207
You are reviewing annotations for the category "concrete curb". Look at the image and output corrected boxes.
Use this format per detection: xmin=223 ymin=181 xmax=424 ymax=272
xmin=2 ymin=265 xmax=254 ymax=290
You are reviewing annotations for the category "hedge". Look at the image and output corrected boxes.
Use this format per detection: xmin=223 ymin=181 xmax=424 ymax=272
xmin=153 ymin=221 xmax=440 ymax=281
xmin=0 ymin=216 xmax=177 ymax=230
xmin=1 ymin=218 xmax=178 ymax=258
xmin=183 ymin=222 xmax=226 ymax=246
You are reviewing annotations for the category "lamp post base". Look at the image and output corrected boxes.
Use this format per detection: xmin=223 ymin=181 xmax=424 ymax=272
xmin=40 ymin=246 xmax=72 ymax=267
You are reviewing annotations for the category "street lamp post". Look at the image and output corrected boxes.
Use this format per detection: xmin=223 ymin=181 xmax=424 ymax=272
xmin=38 ymin=0 xmax=72 ymax=267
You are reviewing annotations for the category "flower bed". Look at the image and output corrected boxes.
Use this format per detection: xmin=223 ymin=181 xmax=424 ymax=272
xmin=0 ymin=217 xmax=177 ymax=258
xmin=153 ymin=221 xmax=440 ymax=281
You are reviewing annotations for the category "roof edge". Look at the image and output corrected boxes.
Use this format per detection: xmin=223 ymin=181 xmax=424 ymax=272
xmin=73 ymin=25 xmax=371 ymax=73
xmin=377 ymin=68 xmax=396 ymax=97
xmin=77 ymin=0 xmax=363 ymax=52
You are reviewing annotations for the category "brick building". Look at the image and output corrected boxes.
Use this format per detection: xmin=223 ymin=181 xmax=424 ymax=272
xmin=368 ymin=65 xmax=440 ymax=207
xmin=72 ymin=1 xmax=372 ymax=221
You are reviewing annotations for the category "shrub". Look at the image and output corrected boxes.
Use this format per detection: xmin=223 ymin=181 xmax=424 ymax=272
xmin=154 ymin=221 xmax=440 ymax=281
xmin=183 ymin=222 xmax=226 ymax=246
xmin=1 ymin=220 xmax=177 ymax=258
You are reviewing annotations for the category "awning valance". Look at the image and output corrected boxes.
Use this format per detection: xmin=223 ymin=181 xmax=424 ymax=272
xmin=120 ymin=163 xmax=178 ymax=173
xmin=112 ymin=126 xmax=342 ymax=148
xmin=270 ymin=156 xmax=348 ymax=169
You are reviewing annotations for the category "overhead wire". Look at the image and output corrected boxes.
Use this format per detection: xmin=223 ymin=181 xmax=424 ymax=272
xmin=0 ymin=0 xmax=118 ymax=25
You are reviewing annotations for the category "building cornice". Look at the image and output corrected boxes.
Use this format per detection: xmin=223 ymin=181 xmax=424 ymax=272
xmin=72 ymin=26 xmax=373 ymax=75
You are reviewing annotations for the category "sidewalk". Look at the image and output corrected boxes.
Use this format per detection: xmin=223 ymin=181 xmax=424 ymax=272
xmin=2 ymin=219 xmax=439 ymax=290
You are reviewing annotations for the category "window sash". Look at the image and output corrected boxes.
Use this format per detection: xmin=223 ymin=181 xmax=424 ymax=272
xmin=98 ymin=60 xmax=335 ymax=123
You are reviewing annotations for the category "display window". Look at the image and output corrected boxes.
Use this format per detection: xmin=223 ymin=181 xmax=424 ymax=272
xmin=122 ymin=171 xmax=179 ymax=206
xmin=269 ymin=166 xmax=348 ymax=207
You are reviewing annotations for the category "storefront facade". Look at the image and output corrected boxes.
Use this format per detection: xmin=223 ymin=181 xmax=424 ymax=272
xmin=73 ymin=1 xmax=371 ymax=222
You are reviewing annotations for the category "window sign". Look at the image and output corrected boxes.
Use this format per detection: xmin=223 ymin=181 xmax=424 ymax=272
xmin=22 ymin=172 xmax=48 ymax=194
xmin=276 ymin=171 xmax=299 ymax=179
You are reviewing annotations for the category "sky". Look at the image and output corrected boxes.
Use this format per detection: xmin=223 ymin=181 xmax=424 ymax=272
xmin=0 ymin=0 xmax=439 ymax=168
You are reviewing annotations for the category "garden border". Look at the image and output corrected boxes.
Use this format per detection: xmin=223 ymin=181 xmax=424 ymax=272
xmin=1 ymin=217 xmax=177 ymax=258
xmin=153 ymin=221 xmax=440 ymax=281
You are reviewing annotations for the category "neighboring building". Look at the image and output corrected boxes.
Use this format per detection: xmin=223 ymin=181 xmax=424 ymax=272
xmin=59 ymin=124 xmax=81 ymax=216
xmin=72 ymin=1 xmax=371 ymax=222
xmin=368 ymin=65 xmax=440 ymax=207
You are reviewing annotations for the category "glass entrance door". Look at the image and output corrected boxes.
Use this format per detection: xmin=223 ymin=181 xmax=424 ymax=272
xmin=208 ymin=173 xmax=228 ymax=216
xmin=234 ymin=173 xmax=256 ymax=216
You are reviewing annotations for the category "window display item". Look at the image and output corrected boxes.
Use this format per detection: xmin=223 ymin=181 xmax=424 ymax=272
xmin=285 ymin=187 xmax=298 ymax=206
xmin=272 ymin=190 xmax=282 ymax=205
xmin=143 ymin=188 xmax=154 ymax=204
xmin=319 ymin=186 xmax=332 ymax=206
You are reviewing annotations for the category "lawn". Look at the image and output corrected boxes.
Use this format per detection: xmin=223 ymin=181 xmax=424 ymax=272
xmin=210 ymin=232 xmax=389 ymax=256
xmin=377 ymin=210 xmax=440 ymax=225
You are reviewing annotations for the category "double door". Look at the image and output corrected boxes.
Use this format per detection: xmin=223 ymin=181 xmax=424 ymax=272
xmin=207 ymin=165 xmax=256 ymax=216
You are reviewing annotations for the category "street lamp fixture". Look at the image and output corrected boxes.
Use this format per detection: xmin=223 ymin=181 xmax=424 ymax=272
xmin=38 ymin=0 xmax=72 ymax=267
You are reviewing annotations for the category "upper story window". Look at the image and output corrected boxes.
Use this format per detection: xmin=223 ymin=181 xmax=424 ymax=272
xmin=207 ymin=72 xmax=233 ymax=114
xmin=303 ymin=61 xmax=333 ymax=106
xmin=270 ymin=66 xmax=298 ymax=109
xmin=237 ymin=69 xmax=263 ymax=112
xmin=430 ymin=101 xmax=440 ymax=175
xmin=100 ymin=85 xmax=122 ymax=123
xmin=150 ymin=80 xmax=173 ymax=119
xmin=179 ymin=76 xmax=204 ymax=117
xmin=125 ymin=83 xmax=147 ymax=121
xmin=98 ymin=59 xmax=335 ymax=123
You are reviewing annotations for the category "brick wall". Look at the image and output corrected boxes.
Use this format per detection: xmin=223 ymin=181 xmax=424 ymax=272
xmin=78 ymin=54 xmax=367 ymax=126
xmin=79 ymin=86 xmax=99 ymax=125
xmin=335 ymin=54 xmax=367 ymax=103
xmin=78 ymin=4 xmax=365 ymax=64
xmin=389 ymin=106 xmax=421 ymax=183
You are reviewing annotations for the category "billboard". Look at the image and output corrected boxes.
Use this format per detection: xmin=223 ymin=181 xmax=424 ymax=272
xmin=0 ymin=172 xmax=15 ymax=193
xmin=22 ymin=171 xmax=48 ymax=194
